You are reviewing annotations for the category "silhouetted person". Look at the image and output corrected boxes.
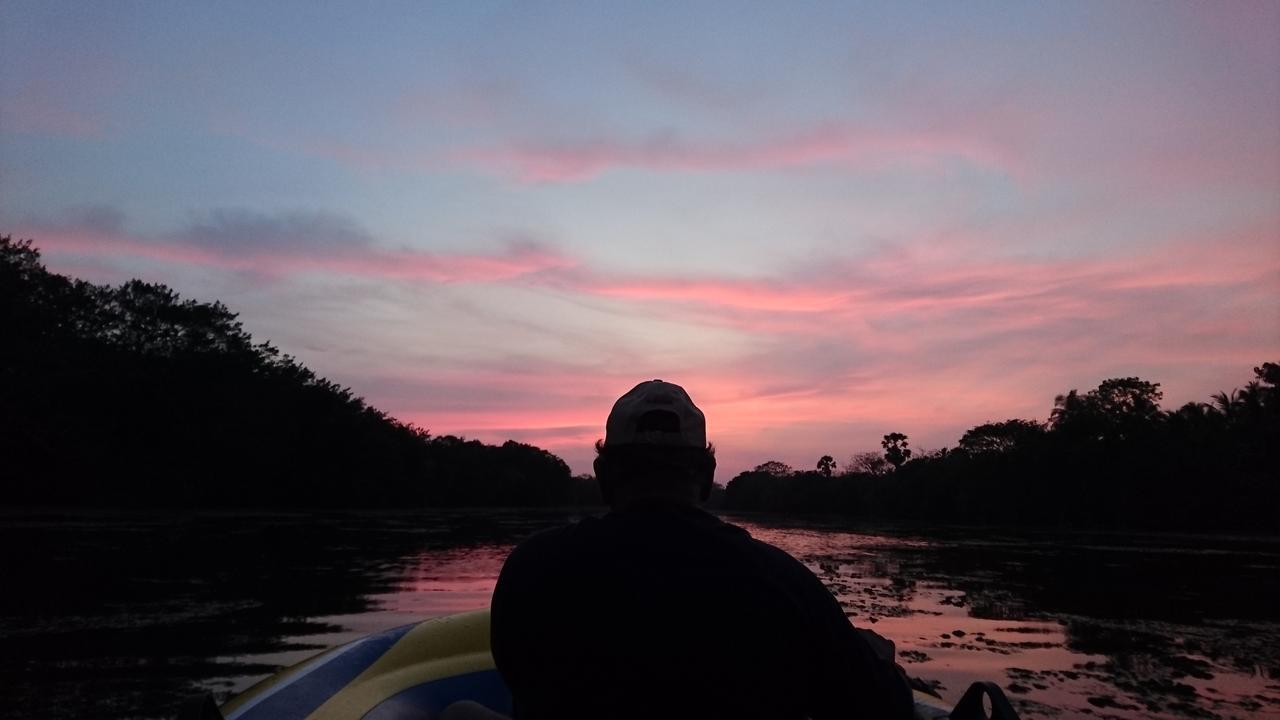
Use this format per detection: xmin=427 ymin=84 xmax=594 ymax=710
xmin=488 ymin=380 xmax=914 ymax=720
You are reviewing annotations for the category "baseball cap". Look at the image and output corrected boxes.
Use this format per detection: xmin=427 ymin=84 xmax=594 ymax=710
xmin=604 ymin=380 xmax=707 ymax=448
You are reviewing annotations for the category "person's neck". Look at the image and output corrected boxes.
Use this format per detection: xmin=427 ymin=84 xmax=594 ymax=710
xmin=610 ymin=493 xmax=700 ymax=513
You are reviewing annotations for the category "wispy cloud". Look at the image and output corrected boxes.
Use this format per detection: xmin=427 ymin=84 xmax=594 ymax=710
xmin=178 ymin=209 xmax=375 ymax=253
xmin=0 ymin=46 xmax=125 ymax=139
xmin=373 ymin=230 xmax=1276 ymax=473
xmin=12 ymin=207 xmax=1277 ymax=475
xmin=14 ymin=207 xmax=574 ymax=283
xmin=1 ymin=93 xmax=106 ymax=138
xmin=463 ymin=124 xmax=1021 ymax=183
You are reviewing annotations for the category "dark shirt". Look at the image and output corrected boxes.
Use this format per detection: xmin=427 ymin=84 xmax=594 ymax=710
xmin=490 ymin=504 xmax=914 ymax=719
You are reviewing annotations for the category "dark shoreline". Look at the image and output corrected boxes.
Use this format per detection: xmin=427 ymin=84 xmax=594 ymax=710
xmin=7 ymin=505 xmax=1279 ymax=543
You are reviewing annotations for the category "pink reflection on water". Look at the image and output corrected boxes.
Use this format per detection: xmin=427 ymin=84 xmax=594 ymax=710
xmin=380 ymin=544 xmax=513 ymax=616
xmin=212 ymin=519 xmax=1280 ymax=719
xmin=209 ymin=544 xmax=516 ymax=697
xmin=863 ymin=583 xmax=1107 ymax=718
xmin=735 ymin=520 xmax=1280 ymax=719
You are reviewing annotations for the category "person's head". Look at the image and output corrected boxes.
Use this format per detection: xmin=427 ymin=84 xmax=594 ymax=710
xmin=594 ymin=380 xmax=716 ymax=509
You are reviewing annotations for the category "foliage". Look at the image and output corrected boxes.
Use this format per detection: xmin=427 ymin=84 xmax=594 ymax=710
xmin=815 ymin=455 xmax=836 ymax=477
xmin=0 ymin=236 xmax=588 ymax=508
xmin=1050 ymin=377 xmax=1163 ymax=442
xmin=880 ymin=432 xmax=911 ymax=469
xmin=753 ymin=460 xmax=794 ymax=477
xmin=846 ymin=452 xmax=889 ymax=476
xmin=957 ymin=420 xmax=1045 ymax=456
xmin=725 ymin=365 xmax=1279 ymax=533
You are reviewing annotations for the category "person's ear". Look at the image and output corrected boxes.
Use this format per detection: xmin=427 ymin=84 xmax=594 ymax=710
xmin=594 ymin=456 xmax=614 ymax=504
xmin=699 ymin=453 xmax=715 ymax=501
xmin=698 ymin=471 xmax=713 ymax=502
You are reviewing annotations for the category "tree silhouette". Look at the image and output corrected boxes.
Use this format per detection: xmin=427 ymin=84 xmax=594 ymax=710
xmin=816 ymin=455 xmax=835 ymax=477
xmin=722 ymin=363 xmax=1277 ymax=534
xmin=958 ymin=420 xmax=1045 ymax=455
xmin=847 ymin=452 xmax=890 ymax=476
xmin=1049 ymin=389 xmax=1087 ymax=430
xmin=0 ymin=236 xmax=586 ymax=509
xmin=1212 ymin=389 xmax=1242 ymax=417
xmin=11 ymin=237 xmax=1275 ymax=529
xmin=1093 ymin=377 xmax=1162 ymax=422
xmin=881 ymin=433 xmax=911 ymax=470
xmin=1052 ymin=377 xmax=1163 ymax=442
xmin=754 ymin=460 xmax=794 ymax=477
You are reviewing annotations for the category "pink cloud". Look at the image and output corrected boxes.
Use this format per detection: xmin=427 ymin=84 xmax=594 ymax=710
xmin=382 ymin=358 xmax=1061 ymax=479
xmin=2 ymin=50 xmax=125 ymax=139
xmin=2 ymin=96 xmax=105 ymax=138
xmin=560 ymin=273 xmax=854 ymax=313
xmin=464 ymin=124 xmax=1022 ymax=183
xmin=16 ymin=211 xmax=574 ymax=284
xmin=209 ymin=131 xmax=441 ymax=175
xmin=15 ymin=209 xmax=1278 ymax=477
xmin=467 ymin=226 xmax=1274 ymax=473
xmin=294 ymin=243 xmax=573 ymax=282
xmin=293 ymin=140 xmax=415 ymax=174
xmin=391 ymin=79 xmax=521 ymax=130
xmin=546 ymin=221 xmax=1279 ymax=337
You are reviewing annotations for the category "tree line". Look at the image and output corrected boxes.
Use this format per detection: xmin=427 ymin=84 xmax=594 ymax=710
xmin=724 ymin=369 xmax=1278 ymax=532
xmin=5 ymin=235 xmax=1274 ymax=528
xmin=0 ymin=236 xmax=598 ymax=508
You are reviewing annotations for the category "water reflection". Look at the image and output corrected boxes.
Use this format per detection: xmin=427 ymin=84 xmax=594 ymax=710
xmin=736 ymin=516 xmax=1280 ymax=718
xmin=0 ymin=510 xmax=568 ymax=719
xmin=1 ymin=511 xmax=1276 ymax=719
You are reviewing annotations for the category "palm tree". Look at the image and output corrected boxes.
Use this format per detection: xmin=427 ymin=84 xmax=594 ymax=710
xmin=1050 ymin=389 xmax=1085 ymax=429
xmin=1174 ymin=401 xmax=1214 ymax=421
xmin=881 ymin=433 xmax=911 ymax=470
xmin=1211 ymin=388 xmax=1242 ymax=420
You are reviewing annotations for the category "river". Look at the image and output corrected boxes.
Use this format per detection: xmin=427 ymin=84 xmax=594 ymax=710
xmin=1 ymin=510 xmax=1277 ymax=719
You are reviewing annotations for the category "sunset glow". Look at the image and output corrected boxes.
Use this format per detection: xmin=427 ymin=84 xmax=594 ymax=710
xmin=2 ymin=2 xmax=1277 ymax=477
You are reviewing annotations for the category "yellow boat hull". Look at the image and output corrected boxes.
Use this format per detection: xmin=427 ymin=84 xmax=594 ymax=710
xmin=220 ymin=609 xmax=953 ymax=719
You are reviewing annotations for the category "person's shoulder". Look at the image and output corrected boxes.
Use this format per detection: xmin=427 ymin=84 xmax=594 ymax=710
xmin=724 ymin=524 xmax=833 ymax=593
xmin=700 ymin=516 xmax=817 ymax=576
xmin=504 ymin=516 xmax=600 ymax=564
xmin=746 ymin=534 xmax=816 ymax=575
xmin=703 ymin=510 xmax=751 ymax=536
xmin=709 ymin=515 xmax=790 ymax=554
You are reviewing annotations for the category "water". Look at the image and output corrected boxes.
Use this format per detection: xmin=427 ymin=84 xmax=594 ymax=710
xmin=1 ymin=510 xmax=1277 ymax=719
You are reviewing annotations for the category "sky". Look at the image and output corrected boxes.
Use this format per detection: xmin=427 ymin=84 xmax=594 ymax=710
xmin=2 ymin=1 xmax=1278 ymax=478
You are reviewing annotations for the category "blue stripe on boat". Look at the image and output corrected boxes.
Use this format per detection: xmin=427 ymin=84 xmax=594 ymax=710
xmin=234 ymin=624 xmax=416 ymax=720
xmin=362 ymin=669 xmax=513 ymax=720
